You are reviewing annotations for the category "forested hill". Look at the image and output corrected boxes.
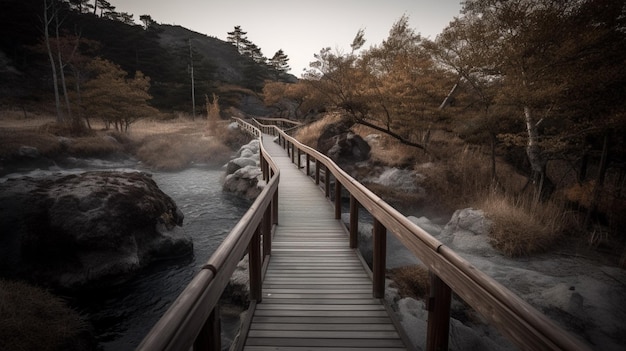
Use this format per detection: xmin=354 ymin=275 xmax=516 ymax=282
xmin=0 ymin=0 xmax=295 ymax=112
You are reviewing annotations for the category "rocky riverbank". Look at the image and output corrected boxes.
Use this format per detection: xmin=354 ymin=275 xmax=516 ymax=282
xmin=0 ymin=171 xmax=192 ymax=292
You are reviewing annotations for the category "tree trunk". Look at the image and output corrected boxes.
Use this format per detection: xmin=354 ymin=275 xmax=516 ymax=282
xmin=584 ymin=132 xmax=610 ymax=228
xmin=54 ymin=15 xmax=73 ymax=124
xmin=43 ymin=0 xmax=63 ymax=123
xmin=524 ymin=105 xmax=553 ymax=200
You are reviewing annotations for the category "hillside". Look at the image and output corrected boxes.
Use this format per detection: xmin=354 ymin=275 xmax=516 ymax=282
xmin=0 ymin=0 xmax=294 ymax=113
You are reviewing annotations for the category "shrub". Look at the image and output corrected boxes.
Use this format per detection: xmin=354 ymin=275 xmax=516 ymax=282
xmin=0 ymin=280 xmax=93 ymax=351
xmin=388 ymin=265 xmax=430 ymax=300
xmin=478 ymin=193 xmax=568 ymax=257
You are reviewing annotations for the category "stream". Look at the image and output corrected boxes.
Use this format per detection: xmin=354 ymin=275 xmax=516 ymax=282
xmin=1 ymin=158 xmax=251 ymax=351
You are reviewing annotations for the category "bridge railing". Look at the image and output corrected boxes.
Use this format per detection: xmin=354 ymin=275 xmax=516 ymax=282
xmin=136 ymin=119 xmax=279 ymax=351
xmin=258 ymin=120 xmax=591 ymax=351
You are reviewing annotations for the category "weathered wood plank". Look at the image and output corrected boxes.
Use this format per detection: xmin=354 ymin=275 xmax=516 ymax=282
xmin=245 ymin=337 xmax=406 ymax=348
xmin=239 ymin=135 xmax=407 ymax=351
xmin=250 ymin=323 xmax=397 ymax=331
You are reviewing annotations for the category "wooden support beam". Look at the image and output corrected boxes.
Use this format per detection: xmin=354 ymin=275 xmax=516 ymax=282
xmin=350 ymin=195 xmax=359 ymax=249
xmin=372 ymin=219 xmax=386 ymax=298
xmin=324 ymin=166 xmax=330 ymax=198
xmin=315 ymin=160 xmax=320 ymax=185
xmin=306 ymin=154 xmax=310 ymax=178
xmin=427 ymin=272 xmax=452 ymax=351
xmin=248 ymin=226 xmax=262 ymax=302
xmin=262 ymin=205 xmax=272 ymax=257
xmin=193 ymin=307 xmax=220 ymax=351
xmin=334 ymin=179 xmax=342 ymax=220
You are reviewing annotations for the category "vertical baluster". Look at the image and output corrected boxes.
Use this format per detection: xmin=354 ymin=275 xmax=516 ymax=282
xmin=272 ymin=189 xmax=279 ymax=225
xmin=297 ymin=149 xmax=302 ymax=169
xmin=262 ymin=205 xmax=272 ymax=257
xmin=306 ymin=154 xmax=310 ymax=178
xmin=315 ymin=160 xmax=320 ymax=185
xmin=349 ymin=195 xmax=359 ymax=249
xmin=249 ymin=226 xmax=262 ymax=302
xmin=193 ymin=307 xmax=220 ymax=351
xmin=324 ymin=166 xmax=330 ymax=198
xmin=334 ymin=179 xmax=341 ymax=220
xmin=372 ymin=219 xmax=386 ymax=298
xmin=426 ymin=273 xmax=451 ymax=351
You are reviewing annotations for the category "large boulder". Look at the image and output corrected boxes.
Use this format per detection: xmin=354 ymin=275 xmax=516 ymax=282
xmin=0 ymin=171 xmax=192 ymax=292
xmin=223 ymin=140 xmax=262 ymax=200
xmin=317 ymin=119 xmax=370 ymax=165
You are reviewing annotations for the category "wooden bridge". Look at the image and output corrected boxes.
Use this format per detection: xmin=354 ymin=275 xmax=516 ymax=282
xmin=137 ymin=118 xmax=591 ymax=351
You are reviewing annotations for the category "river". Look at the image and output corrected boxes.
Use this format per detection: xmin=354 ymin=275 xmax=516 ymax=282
xmin=1 ymin=158 xmax=251 ymax=351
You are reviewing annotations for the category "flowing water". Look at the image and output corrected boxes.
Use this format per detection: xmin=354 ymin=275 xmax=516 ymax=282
xmin=1 ymin=159 xmax=251 ymax=351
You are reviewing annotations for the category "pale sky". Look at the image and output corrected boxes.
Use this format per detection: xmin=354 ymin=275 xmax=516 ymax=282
xmin=108 ymin=0 xmax=463 ymax=76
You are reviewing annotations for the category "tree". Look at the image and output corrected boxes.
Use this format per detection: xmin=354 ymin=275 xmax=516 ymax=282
xmin=82 ymin=57 xmax=157 ymax=131
xmin=226 ymin=25 xmax=248 ymax=55
xmin=42 ymin=0 xmax=63 ymax=123
xmin=304 ymin=17 xmax=454 ymax=154
xmin=269 ymin=49 xmax=290 ymax=73
xmin=206 ymin=93 xmax=220 ymax=135
xmin=454 ymin=0 xmax=626 ymax=199
xmin=139 ymin=14 xmax=155 ymax=29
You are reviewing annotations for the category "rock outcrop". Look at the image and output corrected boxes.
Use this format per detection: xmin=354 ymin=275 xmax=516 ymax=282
xmin=317 ymin=119 xmax=370 ymax=165
xmin=0 ymin=171 xmax=192 ymax=292
xmin=223 ymin=139 xmax=263 ymax=200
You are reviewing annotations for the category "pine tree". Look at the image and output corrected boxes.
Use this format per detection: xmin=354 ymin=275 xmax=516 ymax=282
xmin=269 ymin=49 xmax=290 ymax=73
xmin=226 ymin=25 xmax=248 ymax=55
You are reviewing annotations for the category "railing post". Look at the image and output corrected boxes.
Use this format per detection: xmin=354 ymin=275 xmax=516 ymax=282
xmin=249 ymin=226 xmax=262 ymax=302
xmin=272 ymin=190 xmax=279 ymax=225
xmin=306 ymin=154 xmax=310 ymax=178
xmin=193 ymin=307 xmax=220 ymax=351
xmin=324 ymin=166 xmax=330 ymax=198
xmin=297 ymin=149 xmax=302 ymax=169
xmin=315 ymin=160 xmax=320 ymax=185
xmin=427 ymin=272 xmax=452 ymax=351
xmin=372 ymin=219 xmax=386 ymax=298
xmin=349 ymin=195 xmax=359 ymax=249
xmin=291 ymin=143 xmax=296 ymax=164
xmin=263 ymin=205 xmax=272 ymax=257
xmin=334 ymin=179 xmax=341 ymax=220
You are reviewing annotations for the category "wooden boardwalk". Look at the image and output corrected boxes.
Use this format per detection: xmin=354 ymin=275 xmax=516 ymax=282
xmin=240 ymin=135 xmax=408 ymax=350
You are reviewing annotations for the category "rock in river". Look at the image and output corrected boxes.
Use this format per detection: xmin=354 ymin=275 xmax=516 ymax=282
xmin=0 ymin=171 xmax=192 ymax=292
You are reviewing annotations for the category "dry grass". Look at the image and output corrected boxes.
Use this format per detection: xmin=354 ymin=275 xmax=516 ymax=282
xmin=0 ymin=108 xmax=249 ymax=171
xmin=0 ymin=280 xmax=92 ymax=351
xmin=478 ymin=193 xmax=568 ymax=257
xmin=292 ymin=112 xmax=344 ymax=147
xmin=388 ymin=265 xmax=431 ymax=300
xmin=136 ymin=133 xmax=233 ymax=170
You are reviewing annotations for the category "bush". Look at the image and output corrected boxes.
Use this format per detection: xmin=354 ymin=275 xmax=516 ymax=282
xmin=479 ymin=194 xmax=568 ymax=257
xmin=0 ymin=280 xmax=93 ymax=351
xmin=388 ymin=265 xmax=430 ymax=300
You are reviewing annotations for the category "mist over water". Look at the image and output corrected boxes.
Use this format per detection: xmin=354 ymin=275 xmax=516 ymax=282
xmin=84 ymin=166 xmax=250 ymax=351
xmin=2 ymin=160 xmax=251 ymax=351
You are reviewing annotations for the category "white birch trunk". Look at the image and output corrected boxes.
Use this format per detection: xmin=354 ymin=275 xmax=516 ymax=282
xmin=43 ymin=0 xmax=63 ymax=123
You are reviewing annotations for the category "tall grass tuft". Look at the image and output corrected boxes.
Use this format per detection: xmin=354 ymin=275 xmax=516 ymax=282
xmin=478 ymin=193 xmax=569 ymax=257
xmin=388 ymin=265 xmax=431 ymax=300
xmin=0 ymin=280 xmax=92 ymax=351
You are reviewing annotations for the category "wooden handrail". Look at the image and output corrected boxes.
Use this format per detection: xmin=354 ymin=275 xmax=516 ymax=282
xmin=256 ymin=121 xmax=591 ymax=351
xmin=137 ymin=117 xmax=590 ymax=351
xmin=136 ymin=119 xmax=279 ymax=351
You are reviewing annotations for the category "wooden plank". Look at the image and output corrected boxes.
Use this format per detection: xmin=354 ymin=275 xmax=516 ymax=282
xmin=238 ymin=135 xmax=407 ymax=351
xmin=246 ymin=348 xmax=404 ymax=351
xmin=245 ymin=337 xmax=406 ymax=348
xmin=248 ymin=330 xmax=400 ymax=339
xmin=255 ymin=304 xmax=385 ymax=311
xmin=250 ymin=323 xmax=397 ymax=331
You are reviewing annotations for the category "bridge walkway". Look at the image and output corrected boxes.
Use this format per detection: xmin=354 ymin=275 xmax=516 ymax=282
xmin=239 ymin=134 xmax=408 ymax=350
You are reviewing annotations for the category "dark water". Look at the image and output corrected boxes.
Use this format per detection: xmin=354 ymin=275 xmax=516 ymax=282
xmin=1 ymin=160 xmax=251 ymax=351
xmin=79 ymin=166 xmax=250 ymax=351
